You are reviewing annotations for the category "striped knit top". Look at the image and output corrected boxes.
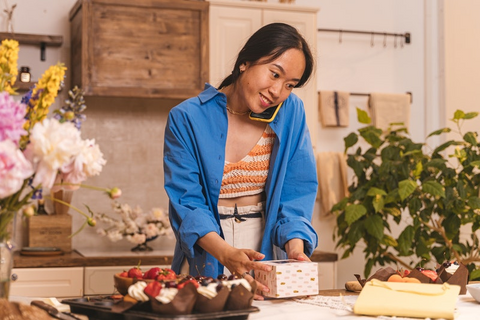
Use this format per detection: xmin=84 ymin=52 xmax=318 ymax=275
xmin=220 ymin=125 xmax=275 ymax=198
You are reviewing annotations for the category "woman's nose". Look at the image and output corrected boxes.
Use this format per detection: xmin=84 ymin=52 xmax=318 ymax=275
xmin=268 ymin=81 xmax=282 ymax=99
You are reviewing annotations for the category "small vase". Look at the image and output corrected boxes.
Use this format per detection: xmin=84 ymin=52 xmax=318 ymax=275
xmin=52 ymin=189 xmax=74 ymax=215
xmin=0 ymin=210 xmax=16 ymax=300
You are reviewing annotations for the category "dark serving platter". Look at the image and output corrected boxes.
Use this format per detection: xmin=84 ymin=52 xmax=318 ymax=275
xmin=63 ymin=297 xmax=259 ymax=320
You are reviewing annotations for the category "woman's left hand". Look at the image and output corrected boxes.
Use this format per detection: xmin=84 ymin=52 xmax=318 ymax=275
xmin=285 ymin=238 xmax=311 ymax=262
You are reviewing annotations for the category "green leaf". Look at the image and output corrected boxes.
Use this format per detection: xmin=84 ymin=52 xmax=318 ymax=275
xmin=361 ymin=129 xmax=383 ymax=149
xmin=344 ymin=133 xmax=358 ymax=151
xmin=470 ymin=161 xmax=480 ymax=168
xmin=364 ymin=258 xmax=375 ymax=278
xmin=427 ymin=127 xmax=451 ymax=138
xmin=464 ymin=132 xmax=478 ymax=146
xmin=398 ymin=179 xmax=417 ymax=201
xmin=397 ymin=226 xmax=414 ymax=256
xmin=469 ymin=268 xmax=480 ymax=281
xmin=347 ymin=220 xmax=365 ymax=245
xmin=464 ymin=111 xmax=479 ymax=120
xmin=382 ymin=234 xmax=398 ymax=247
xmin=453 ymin=110 xmax=465 ymax=120
xmin=413 ymin=161 xmax=423 ymax=179
xmin=331 ymin=197 xmax=349 ymax=212
xmin=367 ymin=187 xmax=387 ymax=196
xmin=357 ymin=107 xmax=371 ymax=124
xmin=364 ymin=214 xmax=384 ymax=240
xmin=444 ymin=215 xmax=461 ymax=239
xmin=422 ymin=180 xmax=446 ymax=198
xmin=468 ymin=197 xmax=480 ymax=210
xmin=372 ymin=195 xmax=385 ymax=213
xmin=345 ymin=204 xmax=367 ymax=226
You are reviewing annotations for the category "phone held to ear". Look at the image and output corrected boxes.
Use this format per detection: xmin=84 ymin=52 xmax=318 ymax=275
xmin=249 ymin=102 xmax=283 ymax=123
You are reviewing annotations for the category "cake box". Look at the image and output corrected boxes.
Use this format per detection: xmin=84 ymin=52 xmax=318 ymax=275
xmin=255 ymin=259 xmax=319 ymax=298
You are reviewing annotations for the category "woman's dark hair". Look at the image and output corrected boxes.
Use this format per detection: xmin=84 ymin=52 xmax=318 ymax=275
xmin=218 ymin=22 xmax=314 ymax=89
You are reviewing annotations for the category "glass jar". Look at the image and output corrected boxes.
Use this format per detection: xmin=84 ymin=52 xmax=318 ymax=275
xmin=20 ymin=66 xmax=31 ymax=83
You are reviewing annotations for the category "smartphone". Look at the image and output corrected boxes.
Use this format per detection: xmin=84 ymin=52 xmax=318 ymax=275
xmin=249 ymin=102 xmax=283 ymax=123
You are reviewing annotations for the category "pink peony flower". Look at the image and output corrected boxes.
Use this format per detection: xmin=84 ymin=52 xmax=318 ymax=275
xmin=0 ymin=139 xmax=34 ymax=198
xmin=0 ymin=91 xmax=27 ymax=144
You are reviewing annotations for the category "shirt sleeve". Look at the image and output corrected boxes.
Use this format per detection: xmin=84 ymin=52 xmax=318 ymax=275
xmin=163 ymin=110 xmax=221 ymax=259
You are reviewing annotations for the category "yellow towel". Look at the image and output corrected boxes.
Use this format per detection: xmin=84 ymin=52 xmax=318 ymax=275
xmin=316 ymin=152 xmax=349 ymax=216
xmin=318 ymin=91 xmax=350 ymax=127
xmin=368 ymin=92 xmax=411 ymax=131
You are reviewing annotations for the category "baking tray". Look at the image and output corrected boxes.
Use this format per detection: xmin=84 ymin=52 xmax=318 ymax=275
xmin=63 ymin=297 xmax=259 ymax=320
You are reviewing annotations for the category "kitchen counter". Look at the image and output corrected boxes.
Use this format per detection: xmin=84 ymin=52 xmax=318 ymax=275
xmin=13 ymin=249 xmax=337 ymax=268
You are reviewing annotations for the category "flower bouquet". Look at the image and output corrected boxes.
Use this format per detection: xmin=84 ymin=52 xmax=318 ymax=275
xmin=94 ymin=201 xmax=171 ymax=251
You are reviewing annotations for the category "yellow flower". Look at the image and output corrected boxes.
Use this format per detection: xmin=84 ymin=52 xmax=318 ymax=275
xmin=21 ymin=63 xmax=67 ymax=147
xmin=0 ymin=39 xmax=19 ymax=92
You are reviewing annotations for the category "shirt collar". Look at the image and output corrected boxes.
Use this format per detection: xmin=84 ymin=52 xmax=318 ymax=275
xmin=198 ymin=83 xmax=225 ymax=104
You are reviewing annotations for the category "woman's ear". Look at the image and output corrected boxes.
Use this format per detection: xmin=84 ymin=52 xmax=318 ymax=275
xmin=239 ymin=63 xmax=247 ymax=73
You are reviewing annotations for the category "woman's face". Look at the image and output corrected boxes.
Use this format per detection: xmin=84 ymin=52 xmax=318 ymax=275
xmin=238 ymin=48 xmax=306 ymax=114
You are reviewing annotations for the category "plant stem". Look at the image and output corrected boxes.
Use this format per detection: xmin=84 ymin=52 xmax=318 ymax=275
xmin=45 ymin=195 xmax=89 ymax=218
xmin=382 ymin=252 xmax=412 ymax=270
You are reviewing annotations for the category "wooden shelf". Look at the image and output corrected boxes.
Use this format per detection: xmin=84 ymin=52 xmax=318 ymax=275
xmin=0 ymin=32 xmax=63 ymax=46
xmin=0 ymin=32 xmax=63 ymax=61
xmin=16 ymin=81 xmax=35 ymax=92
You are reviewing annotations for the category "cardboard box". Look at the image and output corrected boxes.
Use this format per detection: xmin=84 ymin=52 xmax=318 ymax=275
xmin=255 ymin=259 xmax=319 ymax=298
xmin=27 ymin=214 xmax=72 ymax=253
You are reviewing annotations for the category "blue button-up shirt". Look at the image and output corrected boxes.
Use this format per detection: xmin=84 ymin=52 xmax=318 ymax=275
xmin=164 ymin=84 xmax=318 ymax=277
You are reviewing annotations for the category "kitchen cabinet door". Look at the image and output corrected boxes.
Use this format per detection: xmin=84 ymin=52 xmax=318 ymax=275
xmin=10 ymin=267 xmax=84 ymax=298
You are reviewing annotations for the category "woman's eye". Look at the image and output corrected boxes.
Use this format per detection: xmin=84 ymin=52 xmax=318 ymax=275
xmin=286 ymin=83 xmax=295 ymax=89
xmin=271 ymin=72 xmax=279 ymax=78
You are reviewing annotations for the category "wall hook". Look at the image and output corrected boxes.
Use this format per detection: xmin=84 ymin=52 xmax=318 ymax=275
xmin=383 ymin=33 xmax=387 ymax=47
xmin=339 ymin=30 xmax=342 ymax=44
xmin=371 ymin=32 xmax=374 ymax=47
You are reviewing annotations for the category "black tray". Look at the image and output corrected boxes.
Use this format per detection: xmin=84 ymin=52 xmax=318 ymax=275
xmin=63 ymin=297 xmax=259 ymax=320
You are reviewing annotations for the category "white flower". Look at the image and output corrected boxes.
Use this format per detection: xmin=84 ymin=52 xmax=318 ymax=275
xmin=96 ymin=229 xmax=106 ymax=236
xmin=24 ymin=119 xmax=82 ymax=189
xmin=127 ymin=233 xmax=146 ymax=245
xmin=150 ymin=207 xmax=165 ymax=220
xmin=107 ymin=230 xmax=123 ymax=242
xmin=143 ymin=223 xmax=159 ymax=238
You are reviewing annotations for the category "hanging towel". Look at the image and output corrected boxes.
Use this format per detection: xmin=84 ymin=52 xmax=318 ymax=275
xmin=316 ymin=151 xmax=349 ymax=217
xmin=318 ymin=91 xmax=350 ymax=127
xmin=368 ymin=92 xmax=411 ymax=131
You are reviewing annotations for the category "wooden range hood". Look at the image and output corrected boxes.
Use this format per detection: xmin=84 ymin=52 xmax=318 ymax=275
xmin=69 ymin=0 xmax=209 ymax=100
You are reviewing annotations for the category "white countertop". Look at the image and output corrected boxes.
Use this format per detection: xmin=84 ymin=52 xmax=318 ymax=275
xmin=11 ymin=293 xmax=480 ymax=319
xmin=252 ymin=293 xmax=480 ymax=320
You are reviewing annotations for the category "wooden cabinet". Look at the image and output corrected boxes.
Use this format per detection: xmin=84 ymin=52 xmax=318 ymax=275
xmin=69 ymin=0 xmax=209 ymax=99
xmin=10 ymin=267 xmax=84 ymax=298
xmin=208 ymin=0 xmax=319 ymax=147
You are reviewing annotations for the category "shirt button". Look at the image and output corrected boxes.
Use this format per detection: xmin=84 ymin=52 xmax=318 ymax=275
xmin=215 ymin=179 xmax=218 ymax=184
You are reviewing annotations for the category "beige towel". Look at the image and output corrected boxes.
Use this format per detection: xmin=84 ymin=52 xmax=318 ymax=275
xmin=316 ymin=152 xmax=349 ymax=216
xmin=368 ymin=92 xmax=411 ymax=131
xmin=318 ymin=91 xmax=350 ymax=127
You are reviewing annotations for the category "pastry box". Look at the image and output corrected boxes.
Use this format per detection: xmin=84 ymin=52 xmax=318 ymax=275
xmin=255 ymin=259 xmax=318 ymax=298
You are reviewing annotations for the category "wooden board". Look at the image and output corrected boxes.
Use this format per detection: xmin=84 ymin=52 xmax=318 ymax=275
xmin=27 ymin=214 xmax=73 ymax=253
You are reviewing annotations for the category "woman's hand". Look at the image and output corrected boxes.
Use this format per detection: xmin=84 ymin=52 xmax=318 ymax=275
xmin=285 ymin=238 xmax=311 ymax=262
xmin=197 ymin=232 xmax=272 ymax=298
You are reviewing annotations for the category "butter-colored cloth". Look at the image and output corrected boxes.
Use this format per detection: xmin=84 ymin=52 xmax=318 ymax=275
xmin=368 ymin=92 xmax=411 ymax=131
xmin=354 ymin=279 xmax=460 ymax=320
xmin=316 ymin=152 xmax=348 ymax=216
xmin=318 ymin=91 xmax=350 ymax=127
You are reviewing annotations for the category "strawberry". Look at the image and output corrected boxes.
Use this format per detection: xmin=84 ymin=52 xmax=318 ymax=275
xmin=177 ymin=279 xmax=199 ymax=290
xmin=119 ymin=271 xmax=128 ymax=278
xmin=144 ymin=281 xmax=162 ymax=297
xmin=128 ymin=261 xmax=143 ymax=279
xmin=421 ymin=269 xmax=438 ymax=282
xmin=144 ymin=267 xmax=161 ymax=280
xmin=156 ymin=268 xmax=177 ymax=281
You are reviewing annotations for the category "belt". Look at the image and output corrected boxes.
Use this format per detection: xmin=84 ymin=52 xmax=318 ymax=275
xmin=219 ymin=203 xmax=262 ymax=223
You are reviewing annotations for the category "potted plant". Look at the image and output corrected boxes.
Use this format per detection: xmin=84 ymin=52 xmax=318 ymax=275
xmin=332 ymin=108 xmax=480 ymax=279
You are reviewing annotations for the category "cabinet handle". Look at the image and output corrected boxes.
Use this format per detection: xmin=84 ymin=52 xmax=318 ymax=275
xmin=11 ymin=273 xmax=18 ymax=281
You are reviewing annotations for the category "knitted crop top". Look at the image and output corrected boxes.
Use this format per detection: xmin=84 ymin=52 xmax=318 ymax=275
xmin=219 ymin=125 xmax=275 ymax=198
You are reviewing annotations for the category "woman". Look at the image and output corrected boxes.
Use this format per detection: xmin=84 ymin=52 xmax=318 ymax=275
xmin=164 ymin=23 xmax=318 ymax=298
